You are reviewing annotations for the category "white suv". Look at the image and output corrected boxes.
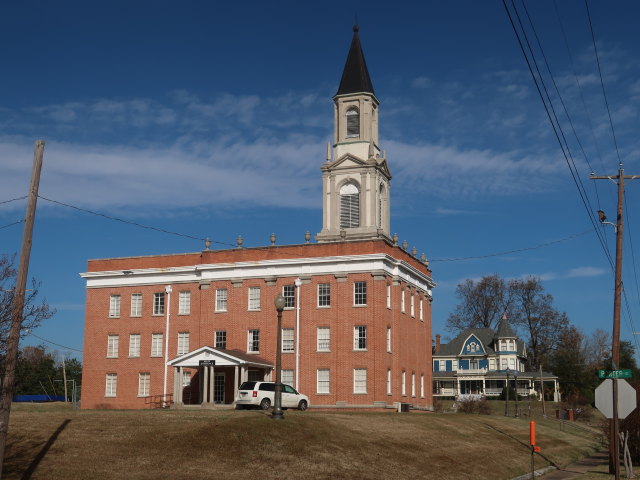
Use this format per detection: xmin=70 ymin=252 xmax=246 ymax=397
xmin=235 ymin=381 xmax=309 ymax=411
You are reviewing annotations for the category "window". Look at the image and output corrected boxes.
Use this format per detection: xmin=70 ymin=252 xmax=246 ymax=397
xmin=354 ymin=281 xmax=367 ymax=305
xmin=131 ymin=293 xmax=142 ymax=317
xmin=419 ymin=299 xmax=424 ymax=321
xmin=283 ymin=285 xmax=295 ymax=308
xmin=509 ymin=358 xmax=515 ymax=369
xmin=107 ymin=335 xmax=119 ymax=358
xmin=354 ymin=368 xmax=367 ymax=394
xmin=182 ymin=370 xmax=191 ymax=387
xmin=401 ymin=290 xmax=405 ymax=313
xmin=177 ymin=332 xmax=189 ymax=355
xmin=129 ymin=334 xmax=141 ymax=357
xmin=317 ymin=327 xmax=330 ymax=352
xmin=489 ymin=358 xmax=495 ymax=370
xmin=387 ymin=369 xmax=392 ymax=395
xmin=105 ymin=373 xmax=117 ymax=397
xmin=501 ymin=358 xmax=508 ymax=370
xmin=386 ymin=284 xmax=391 ymax=309
xmin=138 ymin=372 xmax=150 ymax=397
xmin=248 ymin=330 xmax=260 ymax=352
xmin=354 ymin=326 xmax=367 ymax=351
xmin=281 ymin=369 xmax=294 ymax=387
xmin=346 ymin=107 xmax=359 ymax=137
xmin=317 ymin=369 xmax=330 ymax=394
xmin=421 ymin=374 xmax=424 ymax=398
xmin=410 ymin=294 xmax=415 ymax=317
xmin=317 ymin=283 xmax=330 ymax=307
xmin=386 ymin=327 xmax=392 ymax=353
xmin=248 ymin=287 xmax=261 ymax=311
xmin=215 ymin=288 xmax=228 ymax=312
xmin=153 ymin=292 xmax=165 ymax=315
xmin=453 ymin=360 xmax=458 ymax=370
xmin=402 ymin=371 xmax=406 ymax=396
xmin=109 ymin=295 xmax=121 ymax=318
xmin=340 ymin=183 xmax=360 ymax=228
xmin=282 ymin=328 xmax=294 ymax=353
xmin=215 ymin=330 xmax=227 ymax=349
xmin=178 ymin=291 xmax=190 ymax=315
xmin=151 ymin=333 xmax=163 ymax=357
xmin=411 ymin=373 xmax=416 ymax=397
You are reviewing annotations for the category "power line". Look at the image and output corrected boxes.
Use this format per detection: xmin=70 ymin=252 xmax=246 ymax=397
xmin=431 ymin=229 xmax=591 ymax=263
xmin=0 ymin=196 xmax=27 ymax=206
xmin=0 ymin=220 xmax=24 ymax=230
xmin=26 ymin=331 xmax=83 ymax=353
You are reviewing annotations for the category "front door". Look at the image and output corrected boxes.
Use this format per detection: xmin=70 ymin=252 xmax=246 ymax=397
xmin=214 ymin=373 xmax=225 ymax=404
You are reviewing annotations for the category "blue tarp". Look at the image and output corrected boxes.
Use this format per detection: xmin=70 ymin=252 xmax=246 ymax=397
xmin=13 ymin=394 xmax=65 ymax=402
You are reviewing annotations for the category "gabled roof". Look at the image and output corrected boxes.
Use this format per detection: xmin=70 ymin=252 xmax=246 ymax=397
xmin=168 ymin=346 xmax=273 ymax=368
xmin=336 ymin=25 xmax=375 ymax=96
xmin=436 ymin=328 xmax=496 ymax=356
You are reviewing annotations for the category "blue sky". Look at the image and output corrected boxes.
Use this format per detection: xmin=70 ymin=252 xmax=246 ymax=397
xmin=1 ymin=1 xmax=640 ymax=360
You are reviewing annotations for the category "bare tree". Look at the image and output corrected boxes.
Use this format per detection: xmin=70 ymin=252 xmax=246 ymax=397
xmin=446 ymin=274 xmax=512 ymax=332
xmin=583 ymin=328 xmax=610 ymax=370
xmin=0 ymin=254 xmax=55 ymax=358
xmin=509 ymin=276 xmax=569 ymax=370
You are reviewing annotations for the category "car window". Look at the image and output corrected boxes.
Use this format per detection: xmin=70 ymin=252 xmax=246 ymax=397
xmin=259 ymin=383 xmax=275 ymax=392
xmin=283 ymin=385 xmax=296 ymax=394
xmin=239 ymin=382 xmax=256 ymax=390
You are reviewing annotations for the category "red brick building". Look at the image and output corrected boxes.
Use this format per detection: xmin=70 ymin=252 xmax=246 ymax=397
xmin=80 ymin=26 xmax=435 ymax=410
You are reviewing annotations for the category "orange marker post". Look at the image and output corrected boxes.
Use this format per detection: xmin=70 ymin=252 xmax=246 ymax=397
xmin=530 ymin=421 xmax=538 ymax=480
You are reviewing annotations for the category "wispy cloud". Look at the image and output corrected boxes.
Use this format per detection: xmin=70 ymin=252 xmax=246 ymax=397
xmin=566 ymin=266 xmax=608 ymax=278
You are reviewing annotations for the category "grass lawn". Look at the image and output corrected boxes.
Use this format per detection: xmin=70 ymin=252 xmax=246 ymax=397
xmin=4 ymin=402 xmax=604 ymax=480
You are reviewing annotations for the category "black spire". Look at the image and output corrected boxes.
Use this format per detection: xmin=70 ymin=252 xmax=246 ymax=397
xmin=336 ymin=25 xmax=375 ymax=96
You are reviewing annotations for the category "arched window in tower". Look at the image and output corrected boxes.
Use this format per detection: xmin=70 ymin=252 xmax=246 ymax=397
xmin=340 ymin=183 xmax=360 ymax=228
xmin=378 ymin=183 xmax=386 ymax=228
xmin=346 ymin=107 xmax=359 ymax=138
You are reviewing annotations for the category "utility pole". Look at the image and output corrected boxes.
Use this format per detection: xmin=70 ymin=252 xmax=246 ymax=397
xmin=591 ymin=166 xmax=638 ymax=480
xmin=61 ymin=354 xmax=68 ymax=403
xmin=0 ymin=140 xmax=45 ymax=477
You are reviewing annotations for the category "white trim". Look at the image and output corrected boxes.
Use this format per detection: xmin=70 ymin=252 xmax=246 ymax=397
xmin=81 ymin=253 xmax=435 ymax=295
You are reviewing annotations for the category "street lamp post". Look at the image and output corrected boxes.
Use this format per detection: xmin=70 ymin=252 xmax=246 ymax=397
xmin=272 ymin=294 xmax=286 ymax=420
xmin=505 ymin=370 xmax=510 ymax=417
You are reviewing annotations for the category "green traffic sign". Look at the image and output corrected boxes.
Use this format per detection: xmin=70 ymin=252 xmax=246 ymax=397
xmin=598 ymin=369 xmax=632 ymax=379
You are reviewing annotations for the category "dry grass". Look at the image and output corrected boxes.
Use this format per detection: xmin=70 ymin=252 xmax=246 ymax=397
xmin=4 ymin=403 xmax=603 ymax=480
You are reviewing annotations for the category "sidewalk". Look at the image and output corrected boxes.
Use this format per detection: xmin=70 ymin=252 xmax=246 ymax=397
xmin=539 ymin=451 xmax=613 ymax=479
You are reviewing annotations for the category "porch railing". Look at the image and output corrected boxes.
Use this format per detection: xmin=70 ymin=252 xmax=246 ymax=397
xmin=144 ymin=393 xmax=173 ymax=409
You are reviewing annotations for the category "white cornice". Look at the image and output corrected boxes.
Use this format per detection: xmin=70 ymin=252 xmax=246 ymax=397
xmin=80 ymin=253 xmax=436 ymax=295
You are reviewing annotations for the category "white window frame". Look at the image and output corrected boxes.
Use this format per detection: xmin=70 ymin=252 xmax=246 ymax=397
xmin=317 ymin=283 xmax=330 ymax=307
xmin=353 ymin=368 xmax=367 ymax=394
xmin=421 ymin=374 xmax=424 ymax=398
xmin=281 ymin=369 xmax=294 ymax=387
xmin=401 ymin=289 xmax=405 ymax=313
xmin=386 ymin=284 xmax=391 ymax=309
xmin=215 ymin=330 xmax=227 ymax=349
xmin=340 ymin=183 xmax=360 ymax=229
xmin=153 ymin=292 xmax=165 ymax=316
xmin=178 ymin=290 xmax=190 ymax=315
xmin=387 ymin=369 xmax=392 ymax=395
xmin=419 ymin=298 xmax=424 ymax=321
xmin=354 ymin=281 xmax=367 ymax=306
xmin=346 ymin=106 xmax=360 ymax=138
xmin=410 ymin=294 xmax=415 ymax=317
xmin=248 ymin=286 xmax=261 ymax=311
xmin=282 ymin=328 xmax=294 ymax=353
xmin=215 ymin=288 xmax=228 ymax=312
xmin=129 ymin=333 xmax=141 ymax=358
xmin=177 ymin=332 xmax=190 ymax=355
xmin=354 ymin=326 xmax=367 ymax=351
xmin=283 ymin=285 xmax=295 ymax=309
xmin=247 ymin=329 xmax=260 ymax=353
xmin=317 ymin=369 xmax=330 ymax=394
xmin=109 ymin=294 xmax=121 ymax=318
xmin=411 ymin=372 xmax=416 ymax=397
xmin=402 ymin=371 xmax=406 ymax=396
xmin=182 ymin=370 xmax=191 ymax=387
xmin=105 ymin=373 xmax=117 ymax=397
xmin=317 ymin=327 xmax=330 ymax=352
xmin=131 ymin=293 xmax=142 ymax=317
xmin=107 ymin=335 xmax=119 ymax=358
xmin=151 ymin=333 xmax=163 ymax=357
xmin=386 ymin=327 xmax=391 ymax=353
xmin=138 ymin=372 xmax=150 ymax=397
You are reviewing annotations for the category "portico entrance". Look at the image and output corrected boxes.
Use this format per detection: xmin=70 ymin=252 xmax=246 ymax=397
xmin=168 ymin=346 xmax=273 ymax=408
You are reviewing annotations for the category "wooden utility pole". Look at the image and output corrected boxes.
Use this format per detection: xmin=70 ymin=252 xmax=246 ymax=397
xmin=61 ymin=354 xmax=68 ymax=403
xmin=591 ymin=166 xmax=638 ymax=480
xmin=0 ymin=140 xmax=45 ymax=477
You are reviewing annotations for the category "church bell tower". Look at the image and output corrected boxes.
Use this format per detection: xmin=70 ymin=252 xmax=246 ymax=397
xmin=316 ymin=25 xmax=392 ymax=243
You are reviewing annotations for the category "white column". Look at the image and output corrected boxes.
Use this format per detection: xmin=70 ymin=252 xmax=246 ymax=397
xmin=209 ymin=366 xmax=215 ymax=404
xmin=234 ymin=366 xmax=239 ymax=405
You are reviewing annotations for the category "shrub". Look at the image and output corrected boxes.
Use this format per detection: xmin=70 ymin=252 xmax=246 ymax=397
xmin=456 ymin=396 xmax=490 ymax=415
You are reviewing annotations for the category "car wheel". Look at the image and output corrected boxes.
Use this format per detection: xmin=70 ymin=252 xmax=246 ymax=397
xmin=298 ymin=400 xmax=308 ymax=411
xmin=260 ymin=398 xmax=271 ymax=410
